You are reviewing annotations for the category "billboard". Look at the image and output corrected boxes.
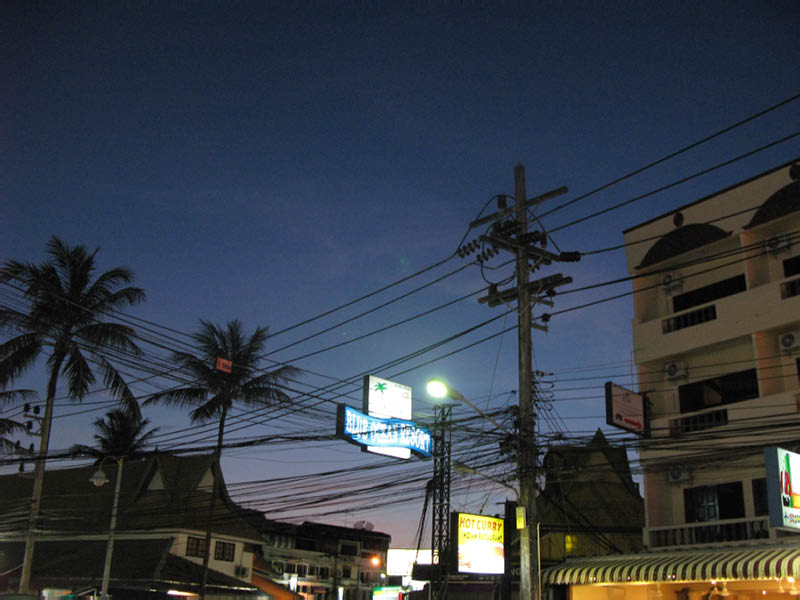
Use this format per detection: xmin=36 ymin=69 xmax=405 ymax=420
xmin=451 ymin=512 xmax=505 ymax=575
xmin=364 ymin=375 xmax=413 ymax=458
xmin=765 ymin=446 xmax=800 ymax=531
xmin=605 ymin=382 xmax=649 ymax=436
xmin=336 ymin=405 xmax=431 ymax=457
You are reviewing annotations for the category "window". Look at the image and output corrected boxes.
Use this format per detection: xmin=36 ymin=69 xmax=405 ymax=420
xmin=214 ymin=540 xmax=235 ymax=562
xmin=319 ymin=566 xmax=330 ymax=580
xmin=564 ymin=534 xmax=578 ymax=555
xmin=288 ymin=562 xmax=297 ymax=573
xmin=752 ymin=478 xmax=769 ymax=516
xmin=678 ymin=369 xmax=759 ymax=413
xmin=784 ymin=255 xmax=800 ymax=278
xmin=340 ymin=543 xmax=358 ymax=556
xmin=186 ymin=536 xmax=207 ymax=557
xmin=672 ymin=275 xmax=746 ymax=313
xmin=296 ymin=564 xmax=308 ymax=577
xmin=296 ymin=537 xmax=316 ymax=551
xmin=272 ymin=560 xmax=285 ymax=573
xmin=684 ymin=482 xmax=744 ymax=523
xmin=341 ymin=566 xmax=352 ymax=579
xmin=308 ymin=565 xmax=318 ymax=576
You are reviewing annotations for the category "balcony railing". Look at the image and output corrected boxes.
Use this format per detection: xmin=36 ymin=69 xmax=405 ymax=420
xmin=647 ymin=516 xmax=769 ymax=548
xmin=669 ymin=409 xmax=728 ymax=436
xmin=662 ymin=304 xmax=717 ymax=334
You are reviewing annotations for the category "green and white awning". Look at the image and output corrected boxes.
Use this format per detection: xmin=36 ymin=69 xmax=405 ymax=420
xmin=542 ymin=544 xmax=800 ymax=585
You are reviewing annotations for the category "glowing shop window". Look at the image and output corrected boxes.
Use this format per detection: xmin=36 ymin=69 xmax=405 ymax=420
xmin=565 ymin=534 xmax=578 ymax=555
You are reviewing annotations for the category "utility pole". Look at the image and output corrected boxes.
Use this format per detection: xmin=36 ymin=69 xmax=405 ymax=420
xmin=514 ymin=164 xmax=537 ymax=600
xmin=20 ymin=401 xmax=48 ymax=595
xmin=464 ymin=164 xmax=577 ymax=600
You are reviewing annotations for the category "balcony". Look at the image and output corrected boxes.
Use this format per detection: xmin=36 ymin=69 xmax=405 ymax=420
xmin=662 ymin=304 xmax=717 ymax=334
xmin=633 ymin=277 xmax=800 ymax=363
xmin=669 ymin=409 xmax=728 ymax=436
xmin=647 ymin=516 xmax=769 ymax=548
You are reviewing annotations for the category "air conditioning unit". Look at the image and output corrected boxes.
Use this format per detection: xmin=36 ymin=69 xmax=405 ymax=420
xmin=661 ymin=272 xmax=683 ymax=292
xmin=778 ymin=330 xmax=800 ymax=352
xmin=235 ymin=566 xmax=250 ymax=578
xmin=766 ymin=235 xmax=791 ymax=255
xmin=665 ymin=465 xmax=692 ymax=484
xmin=665 ymin=360 xmax=688 ymax=380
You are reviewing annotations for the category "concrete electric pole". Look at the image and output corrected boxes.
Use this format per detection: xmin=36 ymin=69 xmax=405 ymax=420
xmin=514 ymin=164 xmax=538 ymax=600
xmin=464 ymin=164 xmax=576 ymax=600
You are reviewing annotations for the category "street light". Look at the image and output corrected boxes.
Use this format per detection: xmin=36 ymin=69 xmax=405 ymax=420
xmin=426 ymin=379 xmax=512 ymax=435
xmin=89 ymin=456 xmax=124 ymax=600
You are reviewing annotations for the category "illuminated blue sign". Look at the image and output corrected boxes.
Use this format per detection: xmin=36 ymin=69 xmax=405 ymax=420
xmin=336 ymin=404 xmax=431 ymax=458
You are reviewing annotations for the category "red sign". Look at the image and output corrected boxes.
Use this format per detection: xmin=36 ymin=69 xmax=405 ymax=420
xmin=216 ymin=357 xmax=232 ymax=373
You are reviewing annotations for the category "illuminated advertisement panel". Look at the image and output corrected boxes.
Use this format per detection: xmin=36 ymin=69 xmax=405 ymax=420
xmin=364 ymin=375 xmax=413 ymax=458
xmin=765 ymin=446 xmax=800 ymax=531
xmin=451 ymin=512 xmax=505 ymax=575
xmin=372 ymin=587 xmax=402 ymax=600
xmin=336 ymin=405 xmax=431 ymax=457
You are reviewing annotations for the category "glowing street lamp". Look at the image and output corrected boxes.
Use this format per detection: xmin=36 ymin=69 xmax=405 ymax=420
xmin=426 ymin=379 xmax=511 ymax=434
xmin=426 ymin=379 xmax=463 ymax=402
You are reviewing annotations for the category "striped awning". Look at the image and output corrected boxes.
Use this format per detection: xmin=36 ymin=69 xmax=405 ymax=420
xmin=542 ymin=545 xmax=800 ymax=585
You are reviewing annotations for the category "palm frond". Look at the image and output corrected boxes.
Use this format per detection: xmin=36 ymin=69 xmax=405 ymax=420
xmin=98 ymin=356 xmax=142 ymax=421
xmin=0 ymin=334 xmax=42 ymax=387
xmin=63 ymin=343 xmax=94 ymax=399
xmin=78 ymin=321 xmax=143 ymax=355
xmin=0 ymin=389 xmax=38 ymax=407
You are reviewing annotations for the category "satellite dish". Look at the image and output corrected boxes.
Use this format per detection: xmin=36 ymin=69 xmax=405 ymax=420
xmin=353 ymin=520 xmax=365 ymax=529
xmin=364 ymin=521 xmax=374 ymax=531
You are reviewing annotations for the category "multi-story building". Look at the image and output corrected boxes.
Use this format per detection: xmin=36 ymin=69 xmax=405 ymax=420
xmin=0 ymin=451 xmax=392 ymax=600
xmin=625 ymin=158 xmax=800 ymax=550
xmin=254 ymin=519 xmax=390 ymax=600
xmin=542 ymin=159 xmax=800 ymax=599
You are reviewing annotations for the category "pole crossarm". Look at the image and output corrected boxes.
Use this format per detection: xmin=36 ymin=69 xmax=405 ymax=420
xmin=469 ymin=185 xmax=568 ymax=229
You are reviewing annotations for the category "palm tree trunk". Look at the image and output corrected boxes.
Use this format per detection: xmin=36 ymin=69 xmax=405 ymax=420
xmin=199 ymin=405 xmax=227 ymax=600
xmin=19 ymin=352 xmax=63 ymax=594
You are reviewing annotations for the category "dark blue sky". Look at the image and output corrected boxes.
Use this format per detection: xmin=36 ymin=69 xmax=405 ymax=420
xmin=3 ymin=2 xmax=799 ymax=545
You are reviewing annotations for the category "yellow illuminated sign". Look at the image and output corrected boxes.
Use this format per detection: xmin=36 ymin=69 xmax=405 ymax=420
xmin=455 ymin=512 xmax=504 ymax=574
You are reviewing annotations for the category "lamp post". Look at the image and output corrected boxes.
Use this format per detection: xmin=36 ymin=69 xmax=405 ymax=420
xmin=89 ymin=456 xmax=124 ymax=600
xmin=425 ymin=379 xmax=458 ymax=600
xmin=427 ymin=379 xmax=537 ymax=600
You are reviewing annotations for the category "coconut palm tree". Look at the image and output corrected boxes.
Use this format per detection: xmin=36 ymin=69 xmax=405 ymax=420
xmin=144 ymin=319 xmax=298 ymax=599
xmin=71 ymin=408 xmax=159 ymax=463
xmin=0 ymin=236 xmax=145 ymax=593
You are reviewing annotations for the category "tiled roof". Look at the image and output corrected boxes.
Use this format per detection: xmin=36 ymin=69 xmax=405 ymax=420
xmin=0 ymin=453 xmax=263 ymax=541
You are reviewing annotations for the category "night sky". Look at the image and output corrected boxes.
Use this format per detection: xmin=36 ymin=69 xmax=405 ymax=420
xmin=2 ymin=2 xmax=799 ymax=546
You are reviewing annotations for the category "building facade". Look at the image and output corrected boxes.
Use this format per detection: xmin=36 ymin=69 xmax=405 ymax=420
xmin=542 ymin=159 xmax=800 ymax=598
xmin=624 ymin=159 xmax=800 ymax=550
xmin=539 ymin=429 xmax=644 ymax=564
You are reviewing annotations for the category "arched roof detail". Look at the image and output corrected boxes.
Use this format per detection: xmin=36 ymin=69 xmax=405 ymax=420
xmin=637 ymin=223 xmax=731 ymax=269
xmin=745 ymin=180 xmax=800 ymax=229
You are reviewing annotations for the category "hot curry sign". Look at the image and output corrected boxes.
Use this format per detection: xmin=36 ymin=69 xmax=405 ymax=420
xmin=452 ymin=512 xmax=505 ymax=575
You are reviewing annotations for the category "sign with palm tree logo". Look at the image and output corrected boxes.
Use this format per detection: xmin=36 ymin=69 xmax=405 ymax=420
xmin=363 ymin=375 xmax=413 ymax=459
